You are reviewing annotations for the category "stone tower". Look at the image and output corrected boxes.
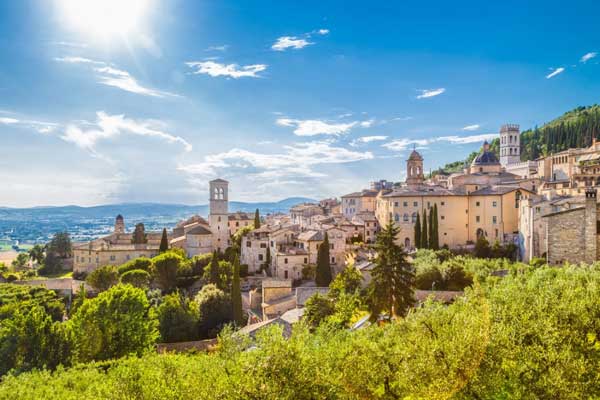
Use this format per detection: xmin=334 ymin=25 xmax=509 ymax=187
xmin=406 ymin=149 xmax=424 ymax=187
xmin=500 ymin=124 xmax=520 ymax=167
xmin=114 ymin=214 xmax=125 ymax=234
xmin=209 ymin=178 xmax=230 ymax=252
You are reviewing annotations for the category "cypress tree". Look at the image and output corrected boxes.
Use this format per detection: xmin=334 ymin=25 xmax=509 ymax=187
xmin=431 ymin=204 xmax=439 ymax=250
xmin=265 ymin=246 xmax=271 ymax=270
xmin=231 ymin=254 xmax=244 ymax=326
xmin=315 ymin=232 xmax=332 ymax=286
xmin=368 ymin=220 xmax=415 ymax=318
xmin=414 ymin=213 xmax=421 ymax=249
xmin=254 ymin=208 xmax=261 ymax=229
xmin=159 ymin=228 xmax=169 ymax=253
xmin=421 ymin=209 xmax=429 ymax=249
xmin=428 ymin=207 xmax=434 ymax=248
xmin=209 ymin=251 xmax=220 ymax=287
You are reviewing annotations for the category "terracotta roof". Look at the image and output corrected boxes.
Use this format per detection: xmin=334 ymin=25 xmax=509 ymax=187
xmin=297 ymin=230 xmax=324 ymax=241
xmin=187 ymin=225 xmax=212 ymax=235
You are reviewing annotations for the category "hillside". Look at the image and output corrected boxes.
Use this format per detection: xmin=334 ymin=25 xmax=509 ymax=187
xmin=435 ymin=105 xmax=600 ymax=175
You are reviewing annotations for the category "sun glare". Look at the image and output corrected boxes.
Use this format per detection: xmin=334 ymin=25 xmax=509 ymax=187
xmin=57 ymin=0 xmax=150 ymax=39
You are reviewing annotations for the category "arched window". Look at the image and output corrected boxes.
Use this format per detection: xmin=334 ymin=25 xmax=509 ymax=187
xmin=219 ymin=187 xmax=224 ymax=199
xmin=411 ymin=212 xmax=417 ymax=223
xmin=416 ymin=166 xmax=420 ymax=175
xmin=403 ymin=213 xmax=409 ymax=222
xmin=214 ymin=187 xmax=219 ymax=200
xmin=404 ymin=237 xmax=410 ymax=249
xmin=394 ymin=214 xmax=400 ymax=222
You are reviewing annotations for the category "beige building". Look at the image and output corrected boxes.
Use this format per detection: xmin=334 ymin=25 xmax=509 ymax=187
xmin=228 ymin=212 xmax=252 ymax=236
xmin=341 ymin=189 xmax=378 ymax=219
xmin=73 ymin=215 xmax=162 ymax=274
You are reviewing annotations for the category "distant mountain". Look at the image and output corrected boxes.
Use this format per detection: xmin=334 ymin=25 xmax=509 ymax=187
xmin=433 ymin=105 xmax=600 ymax=175
xmin=0 ymin=197 xmax=316 ymax=244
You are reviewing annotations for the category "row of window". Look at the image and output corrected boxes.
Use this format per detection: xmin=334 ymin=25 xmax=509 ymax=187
xmin=392 ymin=200 xmax=447 ymax=208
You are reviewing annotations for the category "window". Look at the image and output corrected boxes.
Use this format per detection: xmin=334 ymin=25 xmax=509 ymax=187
xmin=330 ymin=244 xmax=334 ymax=250
xmin=110 ymin=255 xmax=116 ymax=261
xmin=394 ymin=214 xmax=400 ymax=222
xmin=441 ymin=215 xmax=445 ymax=220
xmin=476 ymin=201 xmax=480 ymax=207
xmin=284 ymin=258 xmax=288 ymax=264
xmin=411 ymin=212 xmax=417 ymax=223
xmin=495 ymin=229 xmax=499 ymax=237
xmin=427 ymin=201 xmax=431 ymax=208
xmin=236 ymin=222 xmax=239 ymax=227
xmin=304 ymin=258 xmax=308 ymax=264
xmin=284 ymin=270 xmax=288 ymax=279
xmin=441 ymin=201 xmax=445 ymax=206
xmin=492 ymin=201 xmax=497 ymax=207
xmin=403 ymin=213 xmax=409 ymax=222
xmin=258 ymin=254 xmax=263 ymax=261
xmin=403 ymin=201 xmax=408 ymax=207
xmin=260 ymin=243 xmax=267 ymax=248
xmin=413 ymin=201 xmax=418 ymax=207
xmin=270 ymin=241 xmax=274 ymax=247
xmin=492 ymin=216 xmax=497 ymax=224
xmin=331 ymin=257 xmax=335 ymax=263
xmin=476 ymin=216 xmax=480 ymax=223
xmin=246 ymin=241 xmax=251 ymax=247
xmin=394 ymin=202 xmax=399 ymax=207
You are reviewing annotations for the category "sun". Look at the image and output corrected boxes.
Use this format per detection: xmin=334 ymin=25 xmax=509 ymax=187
xmin=57 ymin=0 xmax=151 ymax=39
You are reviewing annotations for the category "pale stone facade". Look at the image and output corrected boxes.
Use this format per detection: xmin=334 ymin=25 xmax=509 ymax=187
xmin=341 ymin=190 xmax=378 ymax=219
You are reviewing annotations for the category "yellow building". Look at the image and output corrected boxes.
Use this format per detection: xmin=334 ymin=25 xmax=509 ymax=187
xmin=376 ymin=146 xmax=535 ymax=249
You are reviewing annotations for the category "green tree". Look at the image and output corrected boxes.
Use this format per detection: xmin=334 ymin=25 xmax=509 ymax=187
xmin=70 ymin=283 xmax=86 ymax=315
xmin=86 ymin=265 xmax=119 ymax=292
xmin=155 ymin=292 xmax=198 ymax=343
xmin=428 ymin=207 xmax=434 ymax=249
xmin=28 ymin=245 xmax=45 ymax=266
xmin=474 ymin=235 xmax=491 ymax=258
xmin=329 ymin=264 xmax=362 ymax=298
xmin=431 ymin=204 xmax=439 ymax=250
xmin=11 ymin=253 xmax=29 ymax=269
xmin=70 ymin=284 xmax=158 ymax=363
xmin=159 ymin=228 xmax=169 ymax=253
xmin=152 ymin=252 xmax=184 ymax=293
xmin=368 ymin=220 xmax=415 ymax=318
xmin=47 ymin=232 xmax=72 ymax=258
xmin=421 ymin=209 xmax=429 ymax=249
xmin=315 ymin=233 xmax=332 ymax=286
xmin=231 ymin=255 xmax=244 ymax=326
xmin=117 ymin=257 xmax=152 ymax=275
xmin=120 ymin=269 xmax=151 ymax=289
xmin=254 ymin=208 xmax=261 ymax=229
xmin=414 ymin=212 xmax=421 ymax=248
xmin=194 ymin=284 xmax=232 ymax=339
xmin=303 ymin=293 xmax=335 ymax=328
xmin=208 ymin=250 xmax=220 ymax=286
xmin=264 ymin=246 xmax=271 ymax=271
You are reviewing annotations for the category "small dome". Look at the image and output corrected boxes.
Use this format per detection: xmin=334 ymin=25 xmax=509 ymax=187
xmin=471 ymin=150 xmax=499 ymax=166
xmin=408 ymin=150 xmax=423 ymax=161
xmin=116 ymin=214 xmax=124 ymax=221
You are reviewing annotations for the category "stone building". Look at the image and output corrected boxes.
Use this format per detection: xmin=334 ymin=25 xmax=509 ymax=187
xmin=228 ymin=211 xmax=252 ymax=236
xmin=341 ymin=189 xmax=378 ymax=219
xmin=543 ymin=188 xmax=599 ymax=265
xmin=73 ymin=216 xmax=163 ymax=274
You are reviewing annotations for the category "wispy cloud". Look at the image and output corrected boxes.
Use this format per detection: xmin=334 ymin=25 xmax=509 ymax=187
xmin=206 ymin=45 xmax=229 ymax=52
xmin=350 ymin=135 xmax=388 ymax=147
xmin=383 ymin=133 xmax=497 ymax=151
xmin=178 ymin=141 xmax=372 ymax=180
xmin=61 ymin=112 xmax=192 ymax=156
xmin=392 ymin=116 xmax=413 ymax=121
xmin=55 ymin=57 xmax=179 ymax=97
xmin=580 ymin=52 xmax=597 ymax=63
xmin=416 ymin=88 xmax=446 ymax=99
xmin=272 ymin=36 xmax=312 ymax=51
xmin=546 ymin=67 xmax=565 ymax=79
xmin=186 ymin=61 xmax=267 ymax=78
xmin=276 ymin=116 xmax=375 ymax=136
xmin=0 ymin=117 xmax=19 ymax=124
xmin=271 ymin=28 xmax=329 ymax=51
xmin=0 ymin=114 xmax=58 ymax=134
xmin=462 ymin=124 xmax=480 ymax=131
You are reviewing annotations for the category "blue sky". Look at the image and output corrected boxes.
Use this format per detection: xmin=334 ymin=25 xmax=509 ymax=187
xmin=1 ymin=0 xmax=600 ymax=207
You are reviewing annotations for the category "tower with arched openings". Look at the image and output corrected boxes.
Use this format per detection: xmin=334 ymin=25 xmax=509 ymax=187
xmin=209 ymin=178 xmax=230 ymax=252
xmin=499 ymin=124 xmax=520 ymax=167
xmin=406 ymin=149 xmax=424 ymax=188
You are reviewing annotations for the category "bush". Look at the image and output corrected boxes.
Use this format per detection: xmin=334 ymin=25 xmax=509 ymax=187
xmin=194 ymin=284 xmax=232 ymax=339
xmin=152 ymin=252 xmax=187 ymax=293
xmin=155 ymin=293 xmax=199 ymax=343
xmin=415 ymin=265 xmax=444 ymax=290
xmin=120 ymin=269 xmax=151 ymax=288
xmin=86 ymin=265 xmax=119 ymax=292
xmin=117 ymin=257 xmax=152 ymax=275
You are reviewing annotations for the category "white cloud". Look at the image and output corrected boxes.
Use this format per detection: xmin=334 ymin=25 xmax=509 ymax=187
xmin=0 ymin=115 xmax=58 ymax=133
xmin=276 ymin=118 xmax=358 ymax=136
xmin=317 ymin=29 xmax=329 ymax=35
xmin=350 ymin=135 xmax=388 ymax=147
xmin=392 ymin=116 xmax=413 ymax=121
xmin=178 ymin=141 xmax=373 ymax=180
xmin=94 ymin=66 xmax=179 ymax=98
xmin=61 ymin=112 xmax=192 ymax=154
xmin=546 ymin=67 xmax=565 ymax=79
xmin=0 ymin=117 xmax=19 ymax=124
xmin=580 ymin=52 xmax=597 ymax=63
xmin=206 ymin=45 xmax=229 ymax=52
xmin=55 ymin=57 xmax=179 ymax=97
xmin=383 ymin=133 xmax=498 ymax=151
xmin=359 ymin=119 xmax=375 ymax=128
xmin=271 ymin=36 xmax=312 ymax=51
xmin=186 ymin=61 xmax=267 ymax=78
xmin=416 ymin=88 xmax=446 ymax=99
xmin=462 ymin=124 xmax=480 ymax=131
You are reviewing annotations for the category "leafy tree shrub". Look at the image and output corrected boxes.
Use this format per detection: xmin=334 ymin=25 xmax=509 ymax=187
xmin=0 ymin=284 xmax=65 ymax=321
xmin=152 ymin=252 xmax=186 ymax=293
xmin=70 ymin=284 xmax=158 ymax=363
xmin=120 ymin=269 xmax=151 ymax=289
xmin=191 ymin=253 xmax=212 ymax=276
xmin=194 ymin=284 xmax=232 ymax=339
xmin=415 ymin=265 xmax=444 ymax=290
xmin=86 ymin=265 xmax=119 ymax=292
xmin=155 ymin=293 xmax=199 ymax=343
xmin=315 ymin=233 xmax=332 ymax=286
xmin=202 ymin=257 xmax=233 ymax=291
xmin=474 ymin=236 xmax=491 ymax=258
xmin=329 ymin=264 xmax=362 ymax=298
xmin=529 ymin=257 xmax=546 ymax=268
xmin=303 ymin=293 xmax=335 ymax=328
xmin=11 ymin=253 xmax=30 ymax=269
xmin=441 ymin=262 xmax=473 ymax=291
xmin=117 ymin=257 xmax=152 ymax=275
xmin=46 ymin=232 xmax=72 ymax=258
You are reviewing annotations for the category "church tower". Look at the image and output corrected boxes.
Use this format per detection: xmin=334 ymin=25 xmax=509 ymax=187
xmin=114 ymin=214 xmax=125 ymax=234
xmin=406 ymin=149 xmax=424 ymax=188
xmin=500 ymin=124 xmax=520 ymax=167
xmin=209 ymin=178 xmax=230 ymax=252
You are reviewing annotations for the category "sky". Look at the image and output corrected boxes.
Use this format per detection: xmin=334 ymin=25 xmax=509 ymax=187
xmin=1 ymin=0 xmax=600 ymax=207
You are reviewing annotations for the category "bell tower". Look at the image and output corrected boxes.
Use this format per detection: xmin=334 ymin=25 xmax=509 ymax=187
xmin=500 ymin=124 xmax=520 ymax=167
xmin=209 ymin=178 xmax=230 ymax=252
xmin=114 ymin=214 xmax=125 ymax=234
xmin=406 ymin=149 xmax=424 ymax=188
